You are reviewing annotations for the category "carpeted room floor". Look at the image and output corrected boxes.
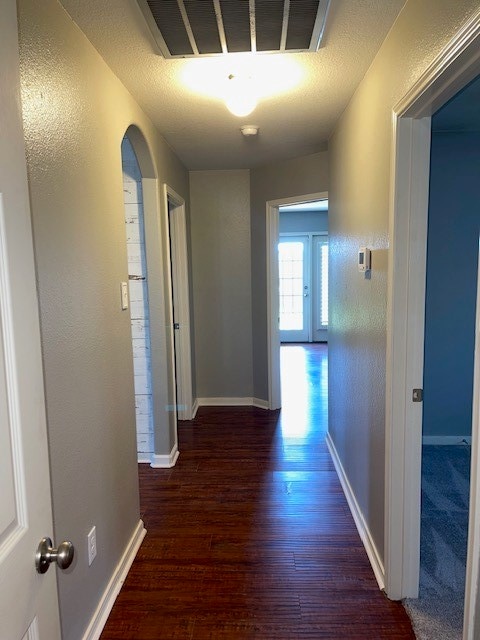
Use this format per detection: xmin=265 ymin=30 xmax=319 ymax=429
xmin=404 ymin=445 xmax=471 ymax=640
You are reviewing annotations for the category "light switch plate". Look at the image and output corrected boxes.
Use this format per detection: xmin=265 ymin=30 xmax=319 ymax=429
xmin=121 ymin=282 xmax=129 ymax=310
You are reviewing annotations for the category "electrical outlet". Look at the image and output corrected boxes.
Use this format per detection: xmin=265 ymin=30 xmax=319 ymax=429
xmin=87 ymin=526 xmax=97 ymax=566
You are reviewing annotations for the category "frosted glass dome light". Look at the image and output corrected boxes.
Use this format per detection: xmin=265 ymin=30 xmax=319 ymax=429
xmin=224 ymin=74 xmax=258 ymax=117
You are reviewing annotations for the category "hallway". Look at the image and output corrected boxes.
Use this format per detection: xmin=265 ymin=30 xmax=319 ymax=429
xmin=100 ymin=345 xmax=415 ymax=639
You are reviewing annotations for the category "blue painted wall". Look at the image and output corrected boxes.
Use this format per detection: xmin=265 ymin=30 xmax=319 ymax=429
xmin=423 ymin=131 xmax=480 ymax=437
xmin=279 ymin=210 xmax=328 ymax=233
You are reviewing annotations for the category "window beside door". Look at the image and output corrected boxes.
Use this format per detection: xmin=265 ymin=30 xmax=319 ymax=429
xmin=279 ymin=240 xmax=305 ymax=332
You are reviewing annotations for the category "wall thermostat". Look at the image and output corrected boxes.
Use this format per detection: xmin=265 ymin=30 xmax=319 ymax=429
xmin=358 ymin=247 xmax=371 ymax=272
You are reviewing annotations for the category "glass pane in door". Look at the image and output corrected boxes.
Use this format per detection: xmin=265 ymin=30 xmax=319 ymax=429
xmin=279 ymin=241 xmax=304 ymax=331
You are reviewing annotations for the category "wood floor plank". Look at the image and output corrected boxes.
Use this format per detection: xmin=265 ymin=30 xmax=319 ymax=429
xmin=100 ymin=344 xmax=415 ymax=639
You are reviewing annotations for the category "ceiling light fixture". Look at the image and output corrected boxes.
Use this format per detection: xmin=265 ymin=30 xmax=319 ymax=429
xmin=181 ymin=53 xmax=304 ymax=112
xmin=224 ymin=73 xmax=257 ymax=117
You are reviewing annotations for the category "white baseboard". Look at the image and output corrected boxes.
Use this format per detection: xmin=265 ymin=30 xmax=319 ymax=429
xmin=192 ymin=398 xmax=199 ymax=419
xmin=150 ymin=444 xmax=179 ymax=468
xmin=196 ymin=397 xmax=270 ymax=409
xmin=81 ymin=519 xmax=146 ymax=640
xmin=422 ymin=435 xmax=471 ymax=445
xmin=175 ymin=396 xmax=270 ymax=421
xmin=137 ymin=454 xmax=152 ymax=464
xmin=252 ymin=397 xmax=269 ymax=410
xmin=326 ymin=432 xmax=385 ymax=590
xmin=196 ymin=397 xmax=255 ymax=407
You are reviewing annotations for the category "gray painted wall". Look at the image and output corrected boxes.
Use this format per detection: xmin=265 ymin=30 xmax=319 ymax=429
xmin=423 ymin=131 xmax=480 ymax=438
xmin=279 ymin=210 xmax=328 ymax=234
xmin=250 ymin=151 xmax=329 ymax=400
xmin=328 ymin=0 xmax=480 ymax=563
xmin=190 ymin=170 xmax=253 ymax=398
xmin=17 ymin=0 xmax=189 ymax=637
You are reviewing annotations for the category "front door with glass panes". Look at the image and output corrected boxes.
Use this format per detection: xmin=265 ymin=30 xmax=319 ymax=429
xmin=279 ymin=234 xmax=328 ymax=343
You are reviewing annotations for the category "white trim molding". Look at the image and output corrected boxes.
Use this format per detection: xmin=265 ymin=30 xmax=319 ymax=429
xmin=163 ymin=184 xmax=194 ymax=422
xmin=191 ymin=398 xmax=199 ymax=419
xmin=253 ymin=398 xmax=270 ymax=410
xmin=151 ymin=445 xmax=179 ymax=468
xmin=266 ymin=201 xmax=281 ymax=410
xmin=190 ymin=397 xmax=269 ymax=415
xmin=196 ymin=397 xmax=268 ymax=408
xmin=142 ymin=179 xmax=176 ymax=472
xmin=385 ymin=116 xmax=431 ymax=600
xmin=326 ymin=433 xmax=385 ymax=590
xmin=81 ymin=520 xmax=146 ymax=640
xmin=266 ymin=191 xmax=328 ymax=410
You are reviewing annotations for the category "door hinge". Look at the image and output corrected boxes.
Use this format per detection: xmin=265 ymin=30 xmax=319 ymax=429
xmin=412 ymin=388 xmax=423 ymax=402
xmin=173 ymin=323 xmax=180 ymax=330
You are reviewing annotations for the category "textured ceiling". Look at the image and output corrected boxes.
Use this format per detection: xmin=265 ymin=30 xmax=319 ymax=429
xmin=59 ymin=0 xmax=406 ymax=170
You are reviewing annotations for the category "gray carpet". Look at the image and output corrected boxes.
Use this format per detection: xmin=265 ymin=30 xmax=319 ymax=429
xmin=404 ymin=445 xmax=471 ymax=640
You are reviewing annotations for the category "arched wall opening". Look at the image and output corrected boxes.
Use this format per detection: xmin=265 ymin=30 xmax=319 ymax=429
xmin=121 ymin=135 xmax=154 ymax=462
xmin=120 ymin=125 xmax=179 ymax=467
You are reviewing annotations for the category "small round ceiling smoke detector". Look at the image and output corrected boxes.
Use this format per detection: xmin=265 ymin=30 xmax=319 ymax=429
xmin=240 ymin=125 xmax=259 ymax=137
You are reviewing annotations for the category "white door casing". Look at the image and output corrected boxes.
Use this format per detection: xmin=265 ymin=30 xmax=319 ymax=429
xmin=266 ymin=192 xmax=328 ymax=409
xmin=0 ymin=2 xmax=61 ymax=637
xmin=164 ymin=185 xmax=193 ymax=422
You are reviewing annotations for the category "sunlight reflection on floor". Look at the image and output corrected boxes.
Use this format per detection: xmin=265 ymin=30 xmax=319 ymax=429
xmin=266 ymin=343 xmax=330 ymax=526
xmin=280 ymin=346 xmax=310 ymax=439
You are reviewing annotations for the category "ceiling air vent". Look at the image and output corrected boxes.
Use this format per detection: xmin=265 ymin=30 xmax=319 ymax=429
xmin=137 ymin=0 xmax=331 ymax=58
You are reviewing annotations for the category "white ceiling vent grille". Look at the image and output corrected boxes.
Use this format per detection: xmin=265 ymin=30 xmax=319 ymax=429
xmin=138 ymin=0 xmax=331 ymax=58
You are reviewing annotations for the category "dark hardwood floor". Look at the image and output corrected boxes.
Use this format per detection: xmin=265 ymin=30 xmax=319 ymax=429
xmin=100 ymin=344 xmax=415 ymax=639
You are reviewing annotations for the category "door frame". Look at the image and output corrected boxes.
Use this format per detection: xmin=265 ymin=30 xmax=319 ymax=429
xmin=266 ymin=191 xmax=328 ymax=410
xmin=384 ymin=9 xmax=480 ymax=635
xmin=163 ymin=184 xmax=193 ymax=421
xmin=143 ymin=177 xmax=178 ymax=467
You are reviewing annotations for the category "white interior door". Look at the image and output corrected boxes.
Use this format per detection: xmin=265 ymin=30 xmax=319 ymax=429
xmin=279 ymin=236 xmax=310 ymax=342
xmin=166 ymin=188 xmax=193 ymax=421
xmin=0 ymin=2 xmax=61 ymax=638
xmin=312 ymin=235 xmax=329 ymax=342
